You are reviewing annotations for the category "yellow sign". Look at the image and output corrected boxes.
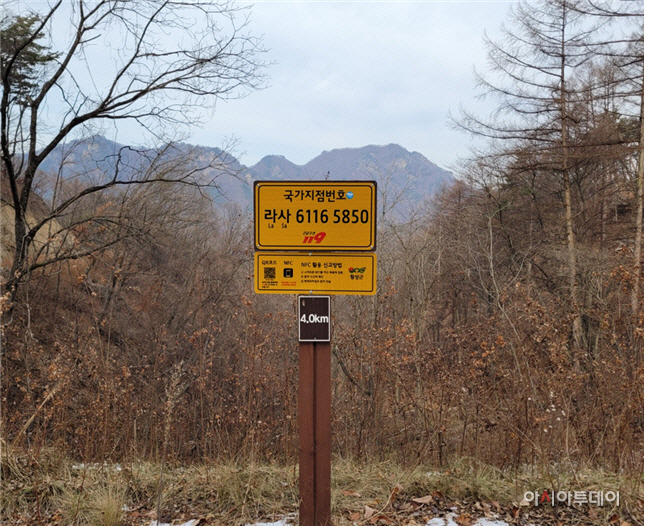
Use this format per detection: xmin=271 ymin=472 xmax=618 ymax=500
xmin=254 ymin=181 xmax=377 ymax=251
xmin=254 ymin=253 xmax=377 ymax=295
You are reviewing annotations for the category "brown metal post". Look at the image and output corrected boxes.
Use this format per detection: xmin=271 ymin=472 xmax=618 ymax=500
xmin=298 ymin=341 xmax=331 ymax=526
xmin=299 ymin=342 xmax=315 ymax=526
xmin=314 ymin=341 xmax=332 ymax=525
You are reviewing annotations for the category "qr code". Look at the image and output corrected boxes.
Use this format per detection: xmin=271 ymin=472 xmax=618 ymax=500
xmin=264 ymin=267 xmax=276 ymax=280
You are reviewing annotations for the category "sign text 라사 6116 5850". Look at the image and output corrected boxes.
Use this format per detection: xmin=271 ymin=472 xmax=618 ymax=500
xmin=254 ymin=180 xmax=377 ymax=252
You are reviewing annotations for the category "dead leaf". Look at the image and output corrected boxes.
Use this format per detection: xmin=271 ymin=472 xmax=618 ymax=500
xmin=388 ymin=484 xmax=403 ymax=503
xmin=412 ymin=495 xmax=434 ymax=504
xmin=364 ymin=505 xmax=375 ymax=520
xmin=620 ymin=522 xmax=632 ymax=527
xmin=512 ymin=506 xmax=520 ymax=519
xmin=455 ymin=513 xmax=473 ymax=526
xmin=403 ymin=502 xmax=420 ymax=512
xmin=491 ymin=500 xmax=501 ymax=512
xmin=342 ymin=490 xmax=362 ymax=498
xmin=349 ymin=512 xmax=362 ymax=521
xmin=432 ymin=490 xmax=444 ymax=501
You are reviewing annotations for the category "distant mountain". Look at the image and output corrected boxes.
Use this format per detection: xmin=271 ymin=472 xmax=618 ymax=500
xmin=36 ymin=137 xmax=454 ymax=213
xmin=249 ymin=154 xmax=307 ymax=181
xmin=246 ymin=144 xmax=454 ymax=216
xmin=36 ymin=135 xmax=251 ymax=205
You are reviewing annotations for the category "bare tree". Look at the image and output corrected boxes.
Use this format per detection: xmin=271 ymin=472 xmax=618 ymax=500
xmin=574 ymin=1 xmax=643 ymax=314
xmin=1 ymin=0 xmax=267 ymax=309
xmin=451 ymin=0 xmax=639 ymax=349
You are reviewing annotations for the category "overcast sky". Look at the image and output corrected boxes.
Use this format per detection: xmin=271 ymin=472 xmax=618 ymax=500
xmin=185 ymin=1 xmax=516 ymax=170
xmin=17 ymin=0 xmax=517 ymax=171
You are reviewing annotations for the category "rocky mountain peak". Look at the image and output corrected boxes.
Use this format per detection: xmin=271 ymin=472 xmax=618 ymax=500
xmin=38 ymin=138 xmax=454 ymax=213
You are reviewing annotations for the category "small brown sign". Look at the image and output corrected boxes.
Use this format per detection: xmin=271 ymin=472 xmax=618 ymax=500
xmin=299 ymin=296 xmax=330 ymax=342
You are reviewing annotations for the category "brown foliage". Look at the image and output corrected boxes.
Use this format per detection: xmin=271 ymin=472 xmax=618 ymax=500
xmin=1 ymin=168 xmax=643 ymax=476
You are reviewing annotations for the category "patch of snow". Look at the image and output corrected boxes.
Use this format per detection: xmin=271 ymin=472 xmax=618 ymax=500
xmin=250 ymin=512 xmax=297 ymax=526
xmin=71 ymin=462 xmax=122 ymax=472
xmin=150 ymin=520 xmax=198 ymax=526
xmin=426 ymin=513 xmax=510 ymax=526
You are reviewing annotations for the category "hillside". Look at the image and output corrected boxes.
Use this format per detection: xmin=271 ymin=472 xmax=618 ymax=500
xmin=3 ymin=134 xmax=642 ymax=528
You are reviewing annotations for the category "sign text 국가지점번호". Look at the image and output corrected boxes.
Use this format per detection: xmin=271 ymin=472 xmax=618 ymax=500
xmin=254 ymin=181 xmax=377 ymax=251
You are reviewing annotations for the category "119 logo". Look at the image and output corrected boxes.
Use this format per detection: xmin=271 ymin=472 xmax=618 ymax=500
xmin=302 ymin=232 xmax=327 ymax=244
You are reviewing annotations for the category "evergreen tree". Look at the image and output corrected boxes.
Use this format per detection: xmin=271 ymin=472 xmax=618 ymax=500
xmin=1 ymin=12 xmax=60 ymax=105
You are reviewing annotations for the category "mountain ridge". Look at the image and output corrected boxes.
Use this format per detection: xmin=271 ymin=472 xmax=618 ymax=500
xmin=245 ymin=143 xmax=454 ymax=216
xmin=36 ymin=137 xmax=454 ymax=211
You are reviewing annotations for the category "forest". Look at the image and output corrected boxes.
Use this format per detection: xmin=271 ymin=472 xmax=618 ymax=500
xmin=1 ymin=0 xmax=643 ymax=525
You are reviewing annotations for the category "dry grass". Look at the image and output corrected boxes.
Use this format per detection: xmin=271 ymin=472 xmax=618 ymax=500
xmin=56 ymin=478 xmax=127 ymax=526
xmin=1 ymin=445 xmax=642 ymax=525
xmin=331 ymin=456 xmax=643 ymax=525
xmin=123 ymin=460 xmax=299 ymax=525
